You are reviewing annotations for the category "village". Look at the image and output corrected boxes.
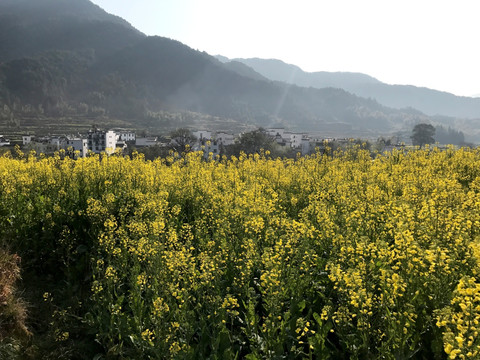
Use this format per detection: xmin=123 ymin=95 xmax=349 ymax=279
xmin=0 ymin=127 xmax=409 ymax=158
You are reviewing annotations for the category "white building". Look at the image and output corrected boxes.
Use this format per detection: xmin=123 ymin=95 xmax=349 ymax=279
xmin=116 ymin=131 xmax=136 ymax=142
xmin=49 ymin=137 xmax=63 ymax=149
xmin=199 ymin=139 xmax=219 ymax=159
xmin=66 ymin=138 xmax=88 ymax=158
xmin=266 ymin=128 xmax=307 ymax=149
xmin=23 ymin=136 xmax=67 ymax=154
xmin=22 ymin=135 xmax=33 ymax=146
xmin=87 ymin=128 xmax=116 ymax=154
xmin=290 ymin=133 xmax=307 ymax=148
xmin=280 ymin=132 xmax=307 ymax=148
xmin=25 ymin=140 xmax=60 ymax=154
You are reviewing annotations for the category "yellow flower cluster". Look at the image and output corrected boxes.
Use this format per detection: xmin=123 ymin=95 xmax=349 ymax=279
xmin=221 ymin=295 xmax=240 ymax=317
xmin=437 ymin=276 xmax=480 ymax=359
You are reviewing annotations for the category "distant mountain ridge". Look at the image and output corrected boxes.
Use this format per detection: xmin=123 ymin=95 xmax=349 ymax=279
xmin=220 ymin=57 xmax=480 ymax=119
xmin=224 ymin=57 xmax=382 ymax=88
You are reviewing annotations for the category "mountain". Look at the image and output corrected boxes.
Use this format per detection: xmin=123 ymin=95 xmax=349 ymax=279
xmin=0 ymin=0 xmax=145 ymax=62
xmin=220 ymin=61 xmax=268 ymax=82
xmin=225 ymin=57 xmax=480 ymax=119
xmin=87 ymin=36 xmax=422 ymax=134
xmin=224 ymin=57 xmax=382 ymax=89
xmin=0 ymin=0 xmax=474 ymax=140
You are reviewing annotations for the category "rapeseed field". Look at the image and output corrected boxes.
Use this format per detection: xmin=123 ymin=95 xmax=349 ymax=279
xmin=1 ymin=146 xmax=479 ymax=359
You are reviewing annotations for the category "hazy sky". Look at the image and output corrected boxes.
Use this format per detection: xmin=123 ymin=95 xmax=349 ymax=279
xmin=90 ymin=0 xmax=480 ymax=97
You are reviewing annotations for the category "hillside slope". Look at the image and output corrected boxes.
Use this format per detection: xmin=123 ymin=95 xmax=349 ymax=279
xmin=0 ymin=0 xmax=145 ymax=62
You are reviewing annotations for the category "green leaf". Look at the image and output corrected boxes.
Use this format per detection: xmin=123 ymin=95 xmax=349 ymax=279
xmin=313 ymin=312 xmax=323 ymax=327
xmin=298 ymin=300 xmax=306 ymax=312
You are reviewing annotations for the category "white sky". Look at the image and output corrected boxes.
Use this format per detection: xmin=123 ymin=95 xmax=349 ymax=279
xmin=90 ymin=0 xmax=480 ymax=97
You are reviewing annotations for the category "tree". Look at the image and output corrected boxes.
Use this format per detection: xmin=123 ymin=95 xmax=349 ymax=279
xmin=434 ymin=125 xmax=465 ymax=145
xmin=226 ymin=128 xmax=274 ymax=156
xmin=411 ymin=123 xmax=435 ymax=148
xmin=169 ymin=128 xmax=196 ymax=153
